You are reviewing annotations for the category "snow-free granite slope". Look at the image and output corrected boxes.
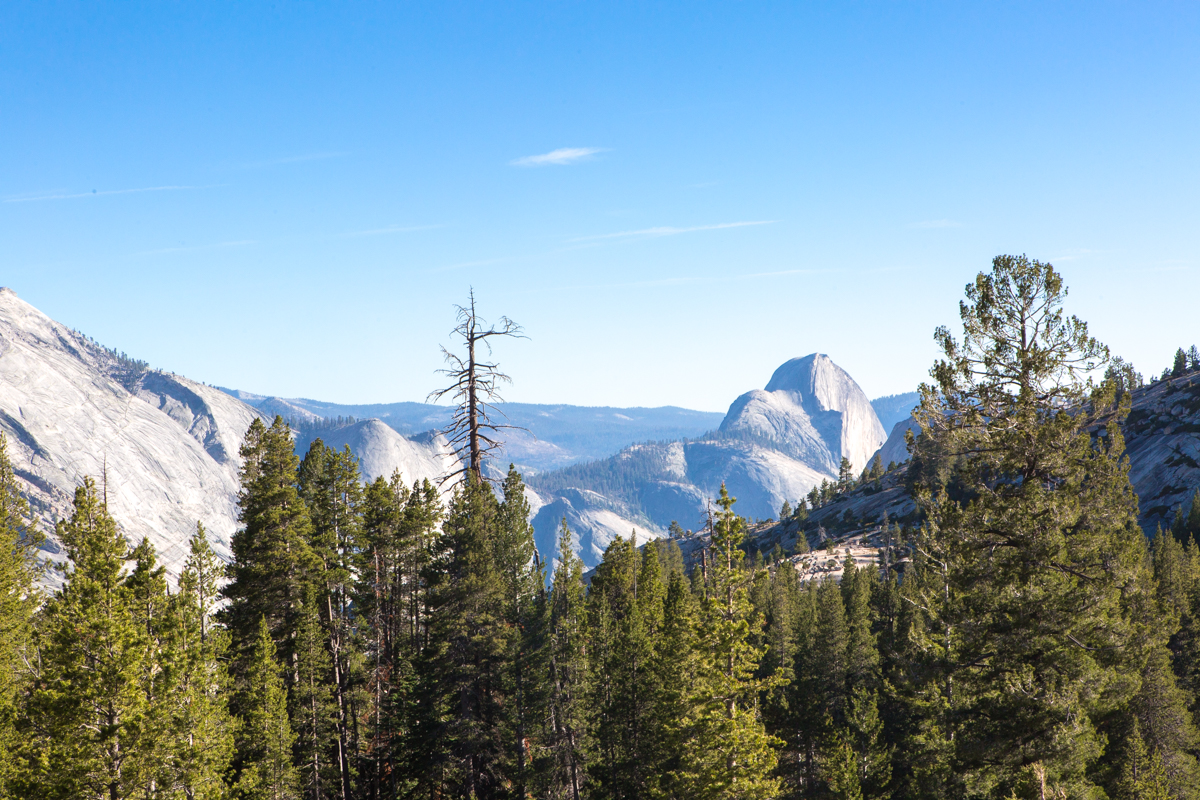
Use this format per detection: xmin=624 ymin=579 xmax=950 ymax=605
xmin=295 ymin=419 xmax=459 ymax=486
xmin=0 ymin=289 xmax=462 ymax=585
xmin=529 ymin=354 xmax=888 ymax=571
xmin=719 ymin=354 xmax=887 ymax=475
xmin=0 ymin=288 xmax=264 ymax=582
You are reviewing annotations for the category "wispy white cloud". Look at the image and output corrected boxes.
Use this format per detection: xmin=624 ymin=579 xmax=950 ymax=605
xmin=569 ymin=220 xmax=776 ymax=243
xmin=4 ymin=185 xmax=217 ymax=203
xmin=907 ymin=219 xmax=962 ymax=229
xmin=510 ymin=147 xmax=606 ymax=167
xmin=341 ymin=224 xmax=444 ymax=238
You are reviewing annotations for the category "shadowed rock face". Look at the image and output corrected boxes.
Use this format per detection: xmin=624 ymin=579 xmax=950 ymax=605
xmin=719 ymin=354 xmax=887 ymax=475
xmin=0 ymin=288 xmax=264 ymax=585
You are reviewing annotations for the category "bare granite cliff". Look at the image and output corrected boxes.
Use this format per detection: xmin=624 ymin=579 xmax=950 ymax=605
xmin=0 ymin=289 xmax=458 ymax=585
xmin=0 ymin=288 xmax=263 ymax=582
xmin=718 ymin=354 xmax=887 ymax=475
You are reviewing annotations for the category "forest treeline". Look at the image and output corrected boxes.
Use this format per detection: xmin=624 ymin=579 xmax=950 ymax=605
xmin=3 ymin=255 xmax=1200 ymax=799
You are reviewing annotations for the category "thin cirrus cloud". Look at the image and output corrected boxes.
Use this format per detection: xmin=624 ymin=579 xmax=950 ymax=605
xmin=510 ymin=147 xmax=607 ymax=167
xmin=4 ymin=185 xmax=216 ymax=203
xmin=568 ymin=220 xmax=776 ymax=243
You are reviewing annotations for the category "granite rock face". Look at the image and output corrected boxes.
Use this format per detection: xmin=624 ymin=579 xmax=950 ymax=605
xmin=863 ymin=374 xmax=1200 ymax=535
xmin=0 ymin=288 xmax=263 ymax=584
xmin=296 ymin=418 xmax=459 ymax=487
xmin=719 ymin=354 xmax=887 ymax=475
xmin=530 ymin=354 xmax=888 ymax=571
xmin=0 ymin=289 xmax=466 ymax=586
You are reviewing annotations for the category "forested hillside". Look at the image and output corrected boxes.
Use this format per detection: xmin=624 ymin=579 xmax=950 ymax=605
xmin=2 ymin=256 xmax=1199 ymax=800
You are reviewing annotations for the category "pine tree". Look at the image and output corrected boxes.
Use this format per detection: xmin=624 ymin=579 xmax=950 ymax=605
xmin=868 ymin=453 xmax=883 ymax=482
xmin=830 ymin=688 xmax=891 ymax=800
xmin=168 ymin=523 xmax=236 ymax=800
xmin=124 ymin=536 xmax=175 ymax=796
xmin=1173 ymin=347 xmax=1188 ymax=377
xmin=299 ymin=439 xmax=364 ymax=800
xmin=19 ymin=478 xmax=151 ymax=799
xmin=780 ymin=500 xmax=792 ymax=521
xmin=495 ymin=465 xmax=546 ymax=798
xmin=647 ymin=569 xmax=701 ymax=800
xmin=1112 ymin=719 xmax=1171 ymax=800
xmin=545 ymin=519 xmax=589 ymax=800
xmin=292 ymin=594 xmax=339 ymax=800
xmin=837 ymin=459 xmax=854 ymax=493
xmin=821 ymin=733 xmax=863 ymax=800
xmin=840 ymin=556 xmax=879 ymax=693
xmin=910 ymin=255 xmax=1152 ymax=797
xmin=355 ymin=471 xmax=418 ymax=800
xmin=587 ymin=531 xmax=660 ymax=799
xmin=416 ymin=478 xmax=511 ymax=798
xmin=0 ymin=433 xmax=40 ymax=797
xmin=236 ymin=616 xmax=300 ymax=800
xmin=223 ymin=416 xmax=320 ymax=687
xmin=1129 ymin=645 xmax=1200 ymax=797
xmin=678 ymin=484 xmax=780 ymax=800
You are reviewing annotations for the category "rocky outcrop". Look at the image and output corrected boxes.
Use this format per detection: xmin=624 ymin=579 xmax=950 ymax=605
xmin=873 ymin=418 xmax=919 ymax=469
xmin=719 ymin=354 xmax=887 ymax=475
xmin=0 ymin=288 xmax=264 ymax=584
xmin=1122 ymin=375 xmax=1200 ymax=532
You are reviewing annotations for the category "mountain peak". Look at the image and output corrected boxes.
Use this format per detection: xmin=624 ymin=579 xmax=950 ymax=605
xmin=763 ymin=353 xmax=830 ymax=393
xmin=718 ymin=353 xmax=886 ymax=474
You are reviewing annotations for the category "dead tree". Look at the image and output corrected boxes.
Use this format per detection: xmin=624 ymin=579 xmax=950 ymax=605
xmin=428 ymin=289 xmax=527 ymax=484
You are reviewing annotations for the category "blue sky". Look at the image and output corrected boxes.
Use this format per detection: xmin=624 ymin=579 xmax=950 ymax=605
xmin=3 ymin=2 xmax=1198 ymax=412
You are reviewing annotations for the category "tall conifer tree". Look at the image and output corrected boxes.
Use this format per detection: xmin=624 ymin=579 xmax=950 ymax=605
xmin=20 ymin=478 xmax=150 ymax=800
xmin=416 ymin=478 xmax=511 ymax=798
xmin=236 ymin=616 xmax=300 ymax=800
xmin=546 ymin=519 xmax=589 ymax=800
xmin=223 ymin=416 xmax=320 ymax=686
xmin=168 ymin=523 xmax=236 ymax=800
xmin=299 ymin=440 xmax=365 ymax=800
xmin=679 ymin=484 xmax=780 ymax=800
xmin=911 ymin=255 xmax=1155 ymax=796
xmin=0 ymin=433 xmax=40 ymax=797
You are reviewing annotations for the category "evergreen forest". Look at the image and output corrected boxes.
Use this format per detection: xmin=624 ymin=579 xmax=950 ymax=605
xmin=4 ymin=255 xmax=1200 ymax=800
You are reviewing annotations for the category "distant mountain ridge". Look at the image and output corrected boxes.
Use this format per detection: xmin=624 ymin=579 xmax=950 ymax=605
xmin=0 ymin=287 xmax=926 ymax=580
xmin=219 ymin=390 xmax=725 ymax=475
xmin=526 ymin=354 xmax=889 ymax=568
